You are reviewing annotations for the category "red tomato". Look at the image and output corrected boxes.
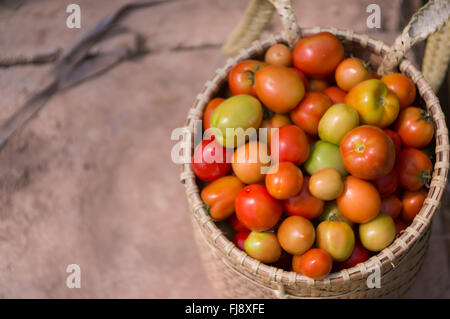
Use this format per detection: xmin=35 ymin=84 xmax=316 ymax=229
xmin=292 ymin=248 xmax=332 ymax=279
xmin=232 ymin=231 xmax=250 ymax=251
xmin=340 ymin=125 xmax=396 ymax=180
xmin=229 ymin=214 xmax=250 ymax=232
xmin=274 ymin=125 xmax=310 ymax=165
xmin=283 ymin=176 xmax=324 ymax=219
xmin=307 ymin=78 xmax=329 ymax=92
xmin=334 ymin=241 xmax=370 ymax=271
xmin=290 ymin=92 xmax=333 ymax=136
xmin=401 ymin=190 xmax=426 ymax=222
xmin=380 ymin=195 xmax=402 ymax=219
xmin=228 ymin=60 xmax=266 ymax=96
xmin=290 ymin=68 xmax=308 ymax=90
xmin=396 ymin=148 xmax=433 ymax=191
xmin=381 ymin=73 xmax=416 ymax=109
xmin=192 ymin=138 xmax=231 ymax=181
xmin=203 ymin=98 xmax=224 ymax=131
xmin=271 ymin=251 xmax=293 ymax=270
xmin=265 ymin=162 xmax=304 ymax=200
xmin=260 ymin=113 xmax=292 ymax=145
xmin=323 ymin=86 xmax=347 ymax=104
xmin=395 ymin=219 xmax=408 ymax=235
xmin=384 ymin=129 xmax=402 ymax=157
xmin=395 ymin=107 xmax=434 ymax=148
xmin=293 ymin=32 xmax=345 ymax=77
xmin=254 ymin=65 xmax=305 ymax=113
xmin=235 ymin=184 xmax=283 ymax=231
xmin=371 ymin=70 xmax=379 ymax=79
xmin=372 ymin=169 xmax=399 ymax=198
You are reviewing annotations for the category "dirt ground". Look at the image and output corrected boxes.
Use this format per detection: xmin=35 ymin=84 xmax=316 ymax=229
xmin=0 ymin=0 xmax=448 ymax=298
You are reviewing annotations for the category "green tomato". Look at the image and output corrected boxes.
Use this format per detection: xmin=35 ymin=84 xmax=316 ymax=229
xmin=359 ymin=213 xmax=396 ymax=252
xmin=316 ymin=220 xmax=355 ymax=262
xmin=317 ymin=201 xmax=353 ymax=227
xmin=304 ymin=141 xmax=348 ymax=176
xmin=210 ymin=94 xmax=263 ymax=148
xmin=318 ymin=103 xmax=359 ymax=144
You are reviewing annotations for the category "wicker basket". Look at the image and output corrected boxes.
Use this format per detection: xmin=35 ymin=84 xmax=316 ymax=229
xmin=180 ymin=0 xmax=450 ymax=298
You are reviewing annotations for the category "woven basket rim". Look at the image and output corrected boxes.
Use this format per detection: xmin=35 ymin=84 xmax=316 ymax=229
xmin=180 ymin=27 xmax=449 ymax=291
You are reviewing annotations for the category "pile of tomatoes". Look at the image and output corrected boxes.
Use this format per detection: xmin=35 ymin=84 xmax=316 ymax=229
xmin=192 ymin=32 xmax=434 ymax=280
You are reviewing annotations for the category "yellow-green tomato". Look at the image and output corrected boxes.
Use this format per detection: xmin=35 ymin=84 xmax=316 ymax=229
xmin=317 ymin=201 xmax=354 ymax=227
xmin=244 ymin=231 xmax=282 ymax=264
xmin=304 ymin=141 xmax=348 ymax=176
xmin=345 ymin=79 xmax=400 ymax=128
xmin=318 ymin=103 xmax=359 ymax=144
xmin=210 ymin=94 xmax=263 ymax=148
xmin=309 ymin=168 xmax=344 ymax=200
xmin=359 ymin=213 xmax=396 ymax=252
xmin=316 ymin=220 xmax=355 ymax=262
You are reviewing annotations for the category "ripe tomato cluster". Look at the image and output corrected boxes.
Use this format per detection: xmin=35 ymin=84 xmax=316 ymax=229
xmin=193 ymin=32 xmax=434 ymax=280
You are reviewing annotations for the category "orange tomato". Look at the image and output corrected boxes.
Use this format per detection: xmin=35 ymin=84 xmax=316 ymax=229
xmin=232 ymin=141 xmax=269 ymax=184
xmin=335 ymin=57 xmax=371 ymax=91
xmin=201 ymin=176 xmax=244 ymax=220
xmin=337 ymin=176 xmax=381 ymax=223
xmin=401 ymin=190 xmax=426 ymax=223
xmin=290 ymin=92 xmax=333 ymax=136
xmin=283 ymin=176 xmax=324 ymax=219
xmin=266 ymin=162 xmax=304 ymax=200
xmin=277 ymin=216 xmax=315 ymax=255
xmin=254 ymin=65 xmax=305 ymax=113
xmin=292 ymin=249 xmax=332 ymax=279
xmin=265 ymin=43 xmax=292 ymax=67
xmin=323 ymin=86 xmax=346 ymax=104
xmin=381 ymin=73 xmax=416 ymax=109
xmin=309 ymin=168 xmax=344 ymax=200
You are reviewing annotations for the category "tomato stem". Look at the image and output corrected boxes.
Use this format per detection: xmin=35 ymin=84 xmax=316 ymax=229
xmin=241 ymin=65 xmax=262 ymax=85
xmin=354 ymin=142 xmax=365 ymax=153
xmin=419 ymin=170 xmax=432 ymax=189
xmin=417 ymin=110 xmax=433 ymax=123
xmin=362 ymin=60 xmax=372 ymax=70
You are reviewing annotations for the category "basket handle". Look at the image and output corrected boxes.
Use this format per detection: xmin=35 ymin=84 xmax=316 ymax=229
xmin=267 ymin=0 xmax=300 ymax=48
xmin=222 ymin=0 xmax=299 ymax=55
xmin=377 ymin=0 xmax=450 ymax=75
